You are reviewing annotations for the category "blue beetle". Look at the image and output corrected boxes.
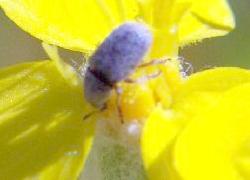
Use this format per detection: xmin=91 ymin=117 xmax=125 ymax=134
xmin=83 ymin=22 xmax=153 ymax=122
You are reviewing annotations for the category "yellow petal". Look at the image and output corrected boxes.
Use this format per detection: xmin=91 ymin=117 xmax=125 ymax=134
xmin=178 ymin=0 xmax=235 ymax=45
xmin=142 ymin=67 xmax=250 ymax=180
xmin=141 ymin=93 xmax=220 ymax=180
xmin=138 ymin=0 xmax=235 ymax=56
xmin=175 ymin=83 xmax=250 ymax=180
xmin=141 ymin=106 xmax=183 ymax=180
xmin=173 ymin=67 xmax=250 ymax=130
xmin=175 ymin=67 xmax=250 ymax=105
xmin=1 ymin=0 xmax=233 ymax=59
xmin=0 ymin=60 xmax=95 ymax=179
xmin=0 ymin=0 xmax=138 ymax=52
xmin=141 ymin=0 xmax=181 ymax=58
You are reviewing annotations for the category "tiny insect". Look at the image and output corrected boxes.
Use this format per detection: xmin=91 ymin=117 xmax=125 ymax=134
xmin=83 ymin=22 xmax=153 ymax=122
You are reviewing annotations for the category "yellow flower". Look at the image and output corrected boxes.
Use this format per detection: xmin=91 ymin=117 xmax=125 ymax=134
xmin=0 ymin=0 xmax=241 ymax=179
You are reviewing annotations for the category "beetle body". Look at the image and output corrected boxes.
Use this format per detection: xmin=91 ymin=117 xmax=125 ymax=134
xmin=84 ymin=22 xmax=153 ymax=109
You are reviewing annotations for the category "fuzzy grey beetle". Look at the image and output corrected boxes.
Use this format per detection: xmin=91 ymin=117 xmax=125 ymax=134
xmin=83 ymin=22 xmax=153 ymax=122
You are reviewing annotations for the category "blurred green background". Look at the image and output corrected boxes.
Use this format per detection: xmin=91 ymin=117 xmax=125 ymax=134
xmin=181 ymin=0 xmax=250 ymax=71
xmin=0 ymin=0 xmax=249 ymax=71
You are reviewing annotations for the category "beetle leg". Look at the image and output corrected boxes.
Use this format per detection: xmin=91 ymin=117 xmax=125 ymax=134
xmin=145 ymin=70 xmax=162 ymax=79
xmin=124 ymin=70 xmax=162 ymax=84
xmin=138 ymin=58 xmax=170 ymax=68
xmin=83 ymin=110 xmax=98 ymax=120
xmin=114 ymin=85 xmax=124 ymax=124
xmin=83 ymin=104 xmax=107 ymax=121
xmin=138 ymin=56 xmax=187 ymax=68
xmin=124 ymin=78 xmax=136 ymax=83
